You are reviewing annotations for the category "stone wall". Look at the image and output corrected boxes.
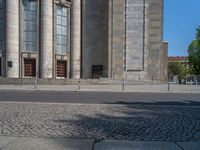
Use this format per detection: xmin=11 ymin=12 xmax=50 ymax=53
xmin=82 ymin=0 xmax=109 ymax=79
xmin=160 ymin=41 xmax=168 ymax=81
xmin=108 ymin=0 xmax=125 ymax=79
xmin=125 ymin=0 xmax=145 ymax=71
xmin=71 ymin=0 xmax=81 ymax=79
xmin=41 ymin=0 xmax=53 ymax=78
xmin=146 ymin=0 xmax=164 ymax=80
xmin=2 ymin=0 xmax=164 ymax=82
xmin=6 ymin=0 xmax=20 ymax=78
xmin=109 ymin=0 xmax=164 ymax=81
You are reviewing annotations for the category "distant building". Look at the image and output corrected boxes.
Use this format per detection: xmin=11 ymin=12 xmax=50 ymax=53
xmin=0 ymin=0 xmax=165 ymax=82
xmin=168 ymin=56 xmax=189 ymax=68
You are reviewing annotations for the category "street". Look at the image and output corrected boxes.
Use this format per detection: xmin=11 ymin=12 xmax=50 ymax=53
xmin=0 ymin=91 xmax=200 ymax=149
xmin=0 ymin=91 xmax=200 ymax=106
xmin=0 ymin=101 xmax=200 ymax=142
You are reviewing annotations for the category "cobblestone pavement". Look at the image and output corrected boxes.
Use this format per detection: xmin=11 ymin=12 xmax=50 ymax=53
xmin=0 ymin=102 xmax=200 ymax=142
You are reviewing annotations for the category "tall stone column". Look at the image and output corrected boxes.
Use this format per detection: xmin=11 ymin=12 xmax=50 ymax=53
xmin=72 ymin=0 xmax=81 ymax=79
xmin=6 ymin=0 xmax=19 ymax=78
xmin=41 ymin=0 xmax=53 ymax=78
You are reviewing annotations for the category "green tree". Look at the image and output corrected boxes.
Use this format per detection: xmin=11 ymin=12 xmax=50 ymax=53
xmin=168 ymin=62 xmax=188 ymax=80
xmin=188 ymin=26 xmax=200 ymax=75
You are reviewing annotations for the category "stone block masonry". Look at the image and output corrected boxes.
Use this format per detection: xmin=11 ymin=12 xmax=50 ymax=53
xmin=1 ymin=0 xmax=166 ymax=82
xmin=6 ymin=0 xmax=19 ymax=78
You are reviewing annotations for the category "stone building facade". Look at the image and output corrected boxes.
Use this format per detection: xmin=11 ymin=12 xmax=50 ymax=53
xmin=0 ymin=0 xmax=166 ymax=81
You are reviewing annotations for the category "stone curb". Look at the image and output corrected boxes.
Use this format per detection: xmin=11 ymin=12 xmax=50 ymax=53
xmin=0 ymin=136 xmax=94 ymax=150
xmin=0 ymin=85 xmax=200 ymax=94
xmin=0 ymin=136 xmax=200 ymax=150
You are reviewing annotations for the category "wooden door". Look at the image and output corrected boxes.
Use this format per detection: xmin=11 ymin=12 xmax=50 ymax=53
xmin=57 ymin=60 xmax=66 ymax=78
xmin=24 ymin=59 xmax=36 ymax=77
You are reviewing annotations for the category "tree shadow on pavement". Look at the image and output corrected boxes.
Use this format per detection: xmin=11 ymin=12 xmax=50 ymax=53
xmin=53 ymin=104 xmax=200 ymax=142
xmin=104 ymin=100 xmax=200 ymax=107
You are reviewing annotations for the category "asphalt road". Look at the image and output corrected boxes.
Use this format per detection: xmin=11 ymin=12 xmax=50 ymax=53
xmin=0 ymin=91 xmax=200 ymax=106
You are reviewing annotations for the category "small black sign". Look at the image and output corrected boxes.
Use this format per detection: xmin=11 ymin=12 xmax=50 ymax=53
xmin=7 ymin=61 xmax=12 ymax=68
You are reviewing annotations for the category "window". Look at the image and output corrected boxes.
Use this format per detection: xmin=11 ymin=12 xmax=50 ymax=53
xmin=23 ymin=0 xmax=37 ymax=52
xmin=56 ymin=5 xmax=68 ymax=55
xmin=0 ymin=0 xmax=4 ymax=50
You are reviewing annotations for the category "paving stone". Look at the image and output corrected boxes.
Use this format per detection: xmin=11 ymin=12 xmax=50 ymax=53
xmin=0 ymin=102 xmax=200 ymax=142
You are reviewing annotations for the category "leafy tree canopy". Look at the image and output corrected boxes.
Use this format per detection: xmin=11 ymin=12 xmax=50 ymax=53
xmin=188 ymin=26 xmax=200 ymax=75
xmin=168 ymin=62 xmax=188 ymax=80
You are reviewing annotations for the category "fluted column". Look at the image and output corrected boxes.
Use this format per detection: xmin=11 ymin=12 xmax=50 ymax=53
xmin=6 ymin=0 xmax=19 ymax=78
xmin=72 ymin=0 xmax=81 ymax=79
xmin=41 ymin=0 xmax=53 ymax=78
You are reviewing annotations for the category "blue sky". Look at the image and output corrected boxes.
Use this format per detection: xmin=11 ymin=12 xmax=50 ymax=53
xmin=164 ymin=0 xmax=200 ymax=56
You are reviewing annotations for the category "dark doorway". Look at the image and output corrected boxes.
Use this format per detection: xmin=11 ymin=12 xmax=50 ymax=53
xmin=92 ymin=65 xmax=103 ymax=79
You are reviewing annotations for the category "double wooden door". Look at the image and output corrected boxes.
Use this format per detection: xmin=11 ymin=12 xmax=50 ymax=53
xmin=57 ymin=60 xmax=67 ymax=78
xmin=24 ymin=59 xmax=36 ymax=77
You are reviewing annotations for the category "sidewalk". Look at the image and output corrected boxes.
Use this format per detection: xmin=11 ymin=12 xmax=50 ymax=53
xmin=0 ymin=136 xmax=200 ymax=150
xmin=0 ymin=84 xmax=200 ymax=93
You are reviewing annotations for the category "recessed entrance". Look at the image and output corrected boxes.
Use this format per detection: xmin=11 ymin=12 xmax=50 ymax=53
xmin=24 ymin=59 xmax=36 ymax=77
xmin=92 ymin=65 xmax=103 ymax=79
xmin=56 ymin=60 xmax=67 ymax=78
